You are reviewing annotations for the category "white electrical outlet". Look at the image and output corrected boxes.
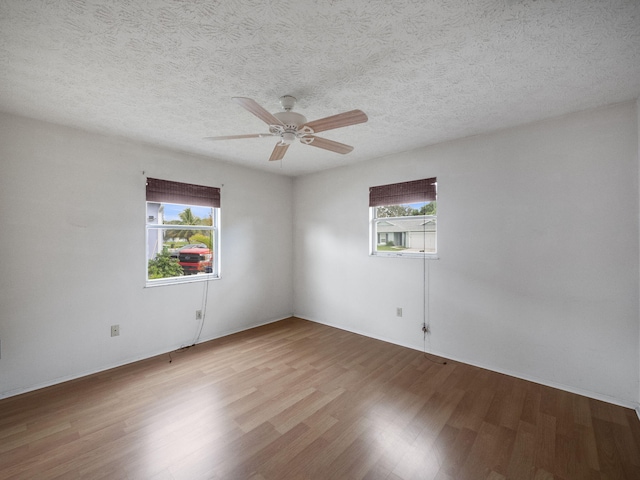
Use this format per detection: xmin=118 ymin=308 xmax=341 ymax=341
xmin=111 ymin=325 xmax=120 ymax=337
xmin=396 ymin=307 xmax=403 ymax=317
xmin=196 ymin=310 xmax=203 ymax=320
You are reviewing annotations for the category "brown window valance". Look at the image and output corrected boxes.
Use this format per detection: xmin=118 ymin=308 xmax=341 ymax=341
xmin=369 ymin=177 xmax=436 ymax=207
xmin=146 ymin=178 xmax=220 ymax=208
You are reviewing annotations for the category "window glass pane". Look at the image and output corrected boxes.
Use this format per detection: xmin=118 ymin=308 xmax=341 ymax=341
xmin=375 ymin=201 xmax=436 ymax=218
xmin=375 ymin=216 xmax=436 ymax=253
xmin=146 ymin=202 xmax=213 ymax=226
xmin=172 ymin=230 xmax=215 ymax=276
xmin=372 ymin=201 xmax=436 ymax=255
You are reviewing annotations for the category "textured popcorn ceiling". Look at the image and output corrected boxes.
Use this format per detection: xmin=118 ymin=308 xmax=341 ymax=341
xmin=0 ymin=1 xmax=639 ymax=176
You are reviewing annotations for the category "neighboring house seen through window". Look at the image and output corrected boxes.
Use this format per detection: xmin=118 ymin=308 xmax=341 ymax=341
xmin=146 ymin=178 xmax=220 ymax=285
xmin=369 ymin=177 xmax=437 ymax=257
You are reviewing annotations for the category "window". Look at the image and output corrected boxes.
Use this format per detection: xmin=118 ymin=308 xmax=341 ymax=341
xmin=146 ymin=178 xmax=220 ymax=285
xmin=369 ymin=177 xmax=437 ymax=257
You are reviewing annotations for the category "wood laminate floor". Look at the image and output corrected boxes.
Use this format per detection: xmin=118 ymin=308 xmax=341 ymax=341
xmin=1 ymin=317 xmax=639 ymax=480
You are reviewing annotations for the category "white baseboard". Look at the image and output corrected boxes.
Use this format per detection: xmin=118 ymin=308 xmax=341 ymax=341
xmin=295 ymin=314 xmax=639 ymax=412
xmin=5 ymin=313 xmax=638 ymax=416
xmin=0 ymin=314 xmax=293 ymax=401
xmin=194 ymin=315 xmax=293 ymax=345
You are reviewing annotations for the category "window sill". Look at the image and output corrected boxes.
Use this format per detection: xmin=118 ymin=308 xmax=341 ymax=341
xmin=370 ymin=252 xmax=439 ymax=259
xmin=145 ymin=274 xmax=220 ymax=288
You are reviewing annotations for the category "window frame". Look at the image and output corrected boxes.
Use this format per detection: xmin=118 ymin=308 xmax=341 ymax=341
xmin=145 ymin=178 xmax=221 ymax=287
xmin=369 ymin=178 xmax=437 ymax=259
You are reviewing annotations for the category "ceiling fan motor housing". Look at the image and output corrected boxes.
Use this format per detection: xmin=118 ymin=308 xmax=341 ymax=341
xmin=274 ymin=96 xmax=309 ymax=142
xmin=272 ymin=111 xmax=310 ymax=144
xmin=273 ymin=111 xmax=307 ymax=129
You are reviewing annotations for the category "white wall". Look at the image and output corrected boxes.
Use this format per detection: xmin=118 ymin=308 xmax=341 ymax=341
xmin=294 ymin=101 xmax=640 ymax=407
xmin=638 ymin=96 xmax=640 ymax=413
xmin=0 ymin=113 xmax=294 ymax=398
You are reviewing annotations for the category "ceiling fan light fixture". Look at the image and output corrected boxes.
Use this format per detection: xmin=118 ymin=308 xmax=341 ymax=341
xmin=281 ymin=131 xmax=296 ymax=144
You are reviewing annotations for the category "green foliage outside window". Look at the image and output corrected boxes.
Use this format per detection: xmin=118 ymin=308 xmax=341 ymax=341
xmin=376 ymin=201 xmax=436 ymax=218
xmin=148 ymin=248 xmax=184 ymax=279
xmin=188 ymin=233 xmax=212 ymax=249
xmin=164 ymin=208 xmax=212 ymax=243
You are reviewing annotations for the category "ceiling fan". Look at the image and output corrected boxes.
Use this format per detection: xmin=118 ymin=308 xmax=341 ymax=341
xmin=205 ymin=96 xmax=368 ymax=161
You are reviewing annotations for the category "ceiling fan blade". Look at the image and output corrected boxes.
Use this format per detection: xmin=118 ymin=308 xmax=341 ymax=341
xmin=303 ymin=136 xmax=354 ymax=154
xmin=269 ymin=142 xmax=290 ymax=161
xmin=232 ymin=97 xmax=284 ymax=126
xmin=204 ymin=133 xmax=272 ymax=140
xmin=302 ymin=109 xmax=368 ymax=134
